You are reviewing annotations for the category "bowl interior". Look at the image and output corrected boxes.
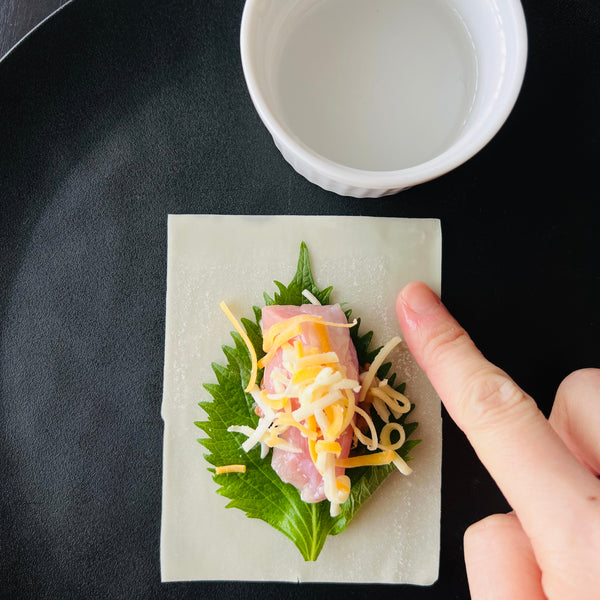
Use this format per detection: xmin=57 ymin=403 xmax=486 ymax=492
xmin=242 ymin=0 xmax=526 ymax=186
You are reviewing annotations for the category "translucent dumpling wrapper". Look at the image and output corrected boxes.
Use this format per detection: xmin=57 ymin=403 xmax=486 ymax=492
xmin=160 ymin=214 xmax=442 ymax=584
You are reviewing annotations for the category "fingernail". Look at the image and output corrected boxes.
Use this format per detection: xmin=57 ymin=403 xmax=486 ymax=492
xmin=399 ymin=282 xmax=441 ymax=315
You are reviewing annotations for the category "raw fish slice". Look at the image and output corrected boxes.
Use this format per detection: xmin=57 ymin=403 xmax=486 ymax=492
xmin=261 ymin=304 xmax=359 ymax=392
xmin=271 ymin=423 xmax=354 ymax=503
xmin=261 ymin=304 xmax=358 ymax=503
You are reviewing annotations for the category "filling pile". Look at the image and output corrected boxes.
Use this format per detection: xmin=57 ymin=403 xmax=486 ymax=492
xmin=221 ymin=292 xmax=413 ymax=517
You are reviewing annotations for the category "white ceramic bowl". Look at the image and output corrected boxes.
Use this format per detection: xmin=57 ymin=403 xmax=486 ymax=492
xmin=241 ymin=0 xmax=527 ymax=198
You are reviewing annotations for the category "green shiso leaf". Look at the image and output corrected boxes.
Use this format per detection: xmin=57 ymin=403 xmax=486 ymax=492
xmin=197 ymin=242 xmax=419 ymax=561
xmin=264 ymin=242 xmax=332 ymax=306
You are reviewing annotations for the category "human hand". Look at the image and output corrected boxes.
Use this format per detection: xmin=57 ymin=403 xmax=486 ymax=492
xmin=396 ymin=281 xmax=600 ymax=600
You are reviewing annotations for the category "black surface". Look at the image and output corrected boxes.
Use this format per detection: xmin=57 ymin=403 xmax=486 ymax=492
xmin=1 ymin=0 xmax=598 ymax=598
xmin=0 ymin=0 xmax=70 ymax=59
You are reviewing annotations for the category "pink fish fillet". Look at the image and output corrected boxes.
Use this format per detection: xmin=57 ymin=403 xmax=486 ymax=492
xmin=261 ymin=304 xmax=359 ymax=503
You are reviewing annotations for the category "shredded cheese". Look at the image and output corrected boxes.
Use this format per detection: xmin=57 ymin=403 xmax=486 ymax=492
xmin=302 ymin=289 xmax=322 ymax=305
xmin=258 ymin=323 xmax=303 ymax=368
xmin=351 ymin=405 xmax=379 ymax=451
xmin=223 ymin=298 xmax=414 ymax=515
xmin=358 ymin=336 xmax=403 ymax=404
xmin=336 ymin=450 xmax=396 ymax=468
xmin=259 ymin=315 xmax=356 ymax=369
xmin=378 ymin=422 xmax=406 ymax=451
xmin=392 ymin=452 xmax=413 ymax=475
xmin=215 ymin=464 xmax=246 ymax=474
xmin=315 ymin=440 xmax=342 ymax=456
xmin=220 ymin=301 xmax=258 ymax=393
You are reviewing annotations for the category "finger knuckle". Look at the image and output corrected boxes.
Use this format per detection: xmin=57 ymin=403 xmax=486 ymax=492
xmin=421 ymin=320 xmax=470 ymax=366
xmin=457 ymin=369 xmax=533 ymax=431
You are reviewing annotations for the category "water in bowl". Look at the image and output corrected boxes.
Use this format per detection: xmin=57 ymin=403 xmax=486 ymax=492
xmin=276 ymin=0 xmax=478 ymax=172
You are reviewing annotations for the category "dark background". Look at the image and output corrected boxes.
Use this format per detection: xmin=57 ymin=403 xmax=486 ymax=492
xmin=1 ymin=0 xmax=598 ymax=598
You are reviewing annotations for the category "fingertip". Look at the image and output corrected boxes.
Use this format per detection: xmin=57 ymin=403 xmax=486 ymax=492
xmin=557 ymin=367 xmax=600 ymax=397
xmin=464 ymin=513 xmax=545 ymax=600
xmin=551 ymin=367 xmax=600 ymax=475
xmin=464 ymin=512 xmax=519 ymax=548
xmin=396 ymin=281 xmax=442 ymax=337
xmin=397 ymin=281 xmax=441 ymax=316
xmin=552 ymin=368 xmax=600 ymax=430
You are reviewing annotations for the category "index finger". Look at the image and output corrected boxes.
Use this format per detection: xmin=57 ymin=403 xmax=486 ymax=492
xmin=396 ymin=282 xmax=600 ymax=546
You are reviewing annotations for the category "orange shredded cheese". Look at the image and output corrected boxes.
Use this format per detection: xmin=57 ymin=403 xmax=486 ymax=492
xmin=220 ymin=301 xmax=258 ymax=393
xmin=336 ymin=450 xmax=396 ymax=468
xmin=223 ymin=295 xmax=414 ymax=515
xmin=215 ymin=464 xmax=246 ymax=475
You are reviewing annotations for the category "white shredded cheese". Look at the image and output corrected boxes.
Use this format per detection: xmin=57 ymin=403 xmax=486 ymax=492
xmin=301 ymin=289 xmax=322 ymax=305
xmin=225 ymin=310 xmax=413 ymax=514
xmin=358 ymin=336 xmax=403 ymax=404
